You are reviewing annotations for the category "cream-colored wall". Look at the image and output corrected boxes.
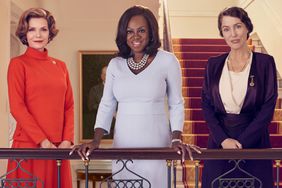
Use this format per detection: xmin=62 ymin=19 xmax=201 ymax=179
xmin=0 ymin=0 xmax=11 ymax=176
xmin=12 ymin=0 xmax=39 ymax=10
xmin=167 ymin=0 xmax=238 ymax=38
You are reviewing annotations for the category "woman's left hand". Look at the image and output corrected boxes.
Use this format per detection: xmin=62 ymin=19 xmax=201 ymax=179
xmin=172 ymin=141 xmax=202 ymax=162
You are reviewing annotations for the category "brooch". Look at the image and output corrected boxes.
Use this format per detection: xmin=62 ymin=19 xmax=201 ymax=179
xmin=249 ymin=75 xmax=255 ymax=87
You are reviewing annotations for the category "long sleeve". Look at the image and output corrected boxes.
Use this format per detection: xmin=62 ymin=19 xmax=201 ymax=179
xmin=238 ymin=56 xmax=277 ymax=148
xmin=166 ymin=54 xmax=184 ymax=132
xmin=94 ymin=60 xmax=117 ymax=134
xmin=202 ymin=59 xmax=228 ymax=147
xmin=8 ymin=59 xmax=47 ymax=144
xmin=62 ymin=65 xmax=74 ymax=143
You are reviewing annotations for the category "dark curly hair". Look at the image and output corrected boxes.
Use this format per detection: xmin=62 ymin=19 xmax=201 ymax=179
xmin=116 ymin=5 xmax=161 ymax=58
xmin=16 ymin=8 xmax=59 ymax=45
xmin=218 ymin=6 xmax=253 ymax=39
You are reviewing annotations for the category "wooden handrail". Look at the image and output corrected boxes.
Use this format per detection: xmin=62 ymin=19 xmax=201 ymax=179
xmin=1 ymin=148 xmax=282 ymax=160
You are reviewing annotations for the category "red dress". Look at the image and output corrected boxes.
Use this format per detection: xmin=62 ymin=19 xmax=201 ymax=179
xmin=7 ymin=47 xmax=74 ymax=188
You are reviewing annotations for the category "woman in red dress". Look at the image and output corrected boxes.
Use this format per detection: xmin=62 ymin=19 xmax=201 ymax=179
xmin=6 ymin=8 xmax=74 ymax=188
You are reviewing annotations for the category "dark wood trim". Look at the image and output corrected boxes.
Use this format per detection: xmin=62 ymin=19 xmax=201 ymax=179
xmin=1 ymin=148 xmax=282 ymax=160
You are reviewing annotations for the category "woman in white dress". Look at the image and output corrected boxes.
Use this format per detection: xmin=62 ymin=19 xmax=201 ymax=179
xmin=72 ymin=5 xmax=201 ymax=187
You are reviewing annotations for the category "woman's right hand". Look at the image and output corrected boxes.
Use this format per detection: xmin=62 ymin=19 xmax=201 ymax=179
xmin=69 ymin=140 xmax=100 ymax=160
xmin=69 ymin=128 xmax=105 ymax=160
xmin=221 ymin=138 xmax=242 ymax=149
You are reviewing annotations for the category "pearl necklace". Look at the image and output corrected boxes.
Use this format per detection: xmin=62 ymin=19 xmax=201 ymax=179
xmin=127 ymin=54 xmax=149 ymax=70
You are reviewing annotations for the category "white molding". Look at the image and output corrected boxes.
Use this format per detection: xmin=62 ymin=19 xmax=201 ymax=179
xmin=238 ymin=0 xmax=255 ymax=9
xmin=261 ymin=0 xmax=282 ymax=36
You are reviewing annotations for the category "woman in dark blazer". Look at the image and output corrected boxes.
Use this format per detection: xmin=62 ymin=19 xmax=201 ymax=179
xmin=201 ymin=7 xmax=277 ymax=188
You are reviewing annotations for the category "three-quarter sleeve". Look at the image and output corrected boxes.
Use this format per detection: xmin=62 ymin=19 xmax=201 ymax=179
xmin=94 ymin=60 xmax=117 ymax=134
xmin=166 ymin=54 xmax=184 ymax=132
xmin=8 ymin=59 xmax=47 ymax=144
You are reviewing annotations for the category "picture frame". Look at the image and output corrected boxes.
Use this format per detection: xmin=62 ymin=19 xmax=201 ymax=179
xmin=78 ymin=50 xmax=116 ymax=144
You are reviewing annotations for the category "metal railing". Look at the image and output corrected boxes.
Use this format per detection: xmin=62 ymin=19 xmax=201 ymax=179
xmin=0 ymin=148 xmax=282 ymax=188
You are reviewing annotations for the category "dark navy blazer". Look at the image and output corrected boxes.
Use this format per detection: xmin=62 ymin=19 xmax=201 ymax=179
xmin=202 ymin=52 xmax=278 ymax=149
xmin=201 ymin=52 xmax=277 ymax=188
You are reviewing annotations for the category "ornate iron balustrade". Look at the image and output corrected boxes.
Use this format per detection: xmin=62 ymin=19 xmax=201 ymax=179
xmin=0 ymin=148 xmax=282 ymax=188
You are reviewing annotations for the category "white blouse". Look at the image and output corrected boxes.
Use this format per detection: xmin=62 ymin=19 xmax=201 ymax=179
xmin=219 ymin=52 xmax=253 ymax=114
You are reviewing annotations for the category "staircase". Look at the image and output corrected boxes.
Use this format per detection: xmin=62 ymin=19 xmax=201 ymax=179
xmin=172 ymin=38 xmax=282 ymax=187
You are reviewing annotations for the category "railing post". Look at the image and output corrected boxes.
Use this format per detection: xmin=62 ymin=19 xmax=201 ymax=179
xmin=56 ymin=160 xmax=62 ymax=188
xmin=167 ymin=160 xmax=172 ymax=188
xmin=194 ymin=160 xmax=200 ymax=188
xmin=173 ymin=160 xmax=177 ymax=188
xmin=84 ymin=160 xmax=89 ymax=188
xmin=275 ymin=160 xmax=281 ymax=188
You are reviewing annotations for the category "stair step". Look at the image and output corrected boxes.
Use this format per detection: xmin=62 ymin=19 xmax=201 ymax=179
xmin=175 ymin=52 xmax=222 ymax=60
xmin=183 ymin=121 xmax=208 ymax=134
xmin=182 ymin=68 xmax=205 ymax=77
xmin=183 ymin=77 xmax=204 ymax=87
xmin=273 ymin=109 xmax=282 ymax=121
xmin=185 ymin=109 xmax=204 ymax=121
xmin=276 ymin=98 xmax=282 ymax=109
xmin=174 ymin=44 xmax=230 ymax=53
xmin=173 ymin=38 xmax=227 ymax=45
xmin=182 ymin=87 xmax=201 ymax=98
xmin=179 ymin=60 xmax=207 ymax=68
xmin=184 ymin=97 xmax=201 ymax=108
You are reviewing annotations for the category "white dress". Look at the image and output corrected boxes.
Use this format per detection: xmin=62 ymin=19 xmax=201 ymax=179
xmin=95 ymin=50 xmax=184 ymax=187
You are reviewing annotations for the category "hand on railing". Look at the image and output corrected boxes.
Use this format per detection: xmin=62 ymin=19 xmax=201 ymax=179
xmin=69 ymin=128 xmax=105 ymax=160
xmin=40 ymin=139 xmax=57 ymax=148
xmin=221 ymin=138 xmax=242 ymax=149
xmin=69 ymin=140 xmax=100 ymax=160
xmin=172 ymin=140 xmax=201 ymax=162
